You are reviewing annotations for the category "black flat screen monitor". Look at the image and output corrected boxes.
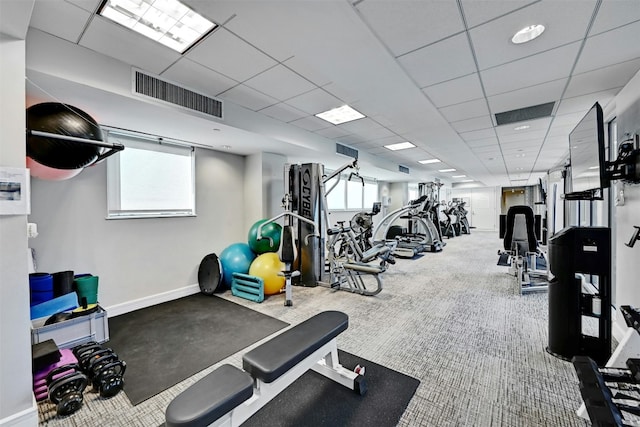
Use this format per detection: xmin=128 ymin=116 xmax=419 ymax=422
xmin=567 ymin=102 xmax=607 ymax=199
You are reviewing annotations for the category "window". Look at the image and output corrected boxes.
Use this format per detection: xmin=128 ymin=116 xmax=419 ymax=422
xmin=325 ymin=171 xmax=378 ymax=211
xmin=106 ymin=130 xmax=195 ymax=219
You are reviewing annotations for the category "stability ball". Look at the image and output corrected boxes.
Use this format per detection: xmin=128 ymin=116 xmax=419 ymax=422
xmin=219 ymin=243 xmax=256 ymax=288
xmin=249 ymin=253 xmax=285 ymax=295
xmin=248 ymin=220 xmax=282 ymax=254
xmin=26 ymin=102 xmax=104 ymax=180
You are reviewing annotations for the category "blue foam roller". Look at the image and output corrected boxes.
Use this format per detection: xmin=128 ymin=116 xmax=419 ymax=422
xmin=30 ymin=292 xmax=78 ymax=320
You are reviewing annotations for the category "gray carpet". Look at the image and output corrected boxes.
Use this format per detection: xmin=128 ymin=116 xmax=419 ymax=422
xmin=37 ymin=231 xmax=591 ymax=426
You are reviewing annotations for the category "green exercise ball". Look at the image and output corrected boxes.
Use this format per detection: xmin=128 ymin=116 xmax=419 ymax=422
xmin=248 ymin=220 xmax=282 ymax=254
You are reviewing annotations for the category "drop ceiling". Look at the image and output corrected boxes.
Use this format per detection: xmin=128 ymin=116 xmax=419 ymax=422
xmin=18 ymin=0 xmax=640 ymax=186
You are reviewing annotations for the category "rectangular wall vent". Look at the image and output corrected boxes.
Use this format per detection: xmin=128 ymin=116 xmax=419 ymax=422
xmin=336 ymin=143 xmax=358 ymax=159
xmin=133 ymin=70 xmax=223 ymax=119
xmin=495 ymin=102 xmax=555 ymax=126
xmin=399 ymin=165 xmax=410 ymax=174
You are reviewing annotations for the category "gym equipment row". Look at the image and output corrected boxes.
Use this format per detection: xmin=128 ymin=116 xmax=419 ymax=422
xmin=371 ymin=195 xmax=443 ymax=258
xmin=165 ymin=311 xmax=366 ymax=427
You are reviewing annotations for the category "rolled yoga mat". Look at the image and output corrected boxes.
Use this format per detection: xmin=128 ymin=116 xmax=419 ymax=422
xmin=52 ymin=270 xmax=74 ymax=297
xmin=29 ymin=273 xmax=54 ymax=306
xmin=74 ymin=275 xmax=98 ymax=305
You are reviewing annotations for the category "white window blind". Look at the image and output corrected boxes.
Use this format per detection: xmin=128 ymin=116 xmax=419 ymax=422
xmin=106 ymin=131 xmax=195 ymax=219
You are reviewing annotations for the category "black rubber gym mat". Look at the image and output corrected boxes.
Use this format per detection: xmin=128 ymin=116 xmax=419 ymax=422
xmin=107 ymin=293 xmax=288 ymax=405
xmin=243 ymin=350 xmax=420 ymax=427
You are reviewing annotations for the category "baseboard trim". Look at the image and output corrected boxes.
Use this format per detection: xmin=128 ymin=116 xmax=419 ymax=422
xmin=0 ymin=396 xmax=38 ymax=427
xmin=104 ymin=284 xmax=200 ymax=317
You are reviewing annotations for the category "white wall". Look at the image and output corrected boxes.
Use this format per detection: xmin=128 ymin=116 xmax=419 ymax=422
xmin=611 ymin=69 xmax=640 ymax=330
xmin=0 ymin=34 xmax=38 ymax=426
xmin=28 ymin=148 xmax=245 ymax=309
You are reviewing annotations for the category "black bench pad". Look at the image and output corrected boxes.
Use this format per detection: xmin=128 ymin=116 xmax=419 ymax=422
xmin=243 ymin=311 xmax=348 ymax=383
xmin=165 ymin=364 xmax=253 ymax=427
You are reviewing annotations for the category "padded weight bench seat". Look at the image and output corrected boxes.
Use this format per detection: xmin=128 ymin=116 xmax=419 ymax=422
xmin=165 ymin=364 xmax=253 ymax=427
xmin=242 ymin=310 xmax=348 ymax=383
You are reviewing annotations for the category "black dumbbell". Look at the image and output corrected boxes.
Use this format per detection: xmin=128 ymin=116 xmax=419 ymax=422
xmin=46 ymin=364 xmax=88 ymax=416
xmin=88 ymin=352 xmax=119 ymax=387
xmin=94 ymin=360 xmax=126 ymax=398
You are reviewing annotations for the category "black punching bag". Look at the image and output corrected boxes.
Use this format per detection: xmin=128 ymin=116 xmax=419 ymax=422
xmin=26 ymin=102 xmax=104 ymax=180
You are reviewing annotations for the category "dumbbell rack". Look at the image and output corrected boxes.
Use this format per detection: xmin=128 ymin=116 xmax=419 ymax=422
xmin=574 ymin=306 xmax=640 ymax=425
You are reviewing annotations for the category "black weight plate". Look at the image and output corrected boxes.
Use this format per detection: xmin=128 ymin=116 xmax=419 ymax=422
xmin=198 ymin=253 xmax=222 ymax=295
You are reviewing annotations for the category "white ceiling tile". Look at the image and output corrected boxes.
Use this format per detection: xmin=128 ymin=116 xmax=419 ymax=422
xmin=162 ymin=58 xmax=238 ymax=98
xmin=551 ymin=111 xmax=587 ymax=129
xmin=31 ymin=0 xmax=90 ymax=43
xmin=469 ymin=1 xmax=596 ymax=70
xmin=423 ymin=73 xmax=484 ymax=108
xmin=356 ymin=1 xmax=464 ymax=56
xmin=258 ymin=103 xmax=307 ymax=123
xmin=398 ymin=33 xmax=476 ymax=88
xmin=439 ymin=98 xmax=490 ymax=123
xmin=340 ymin=134 xmax=369 ymax=145
xmin=465 ymin=137 xmax=499 ymax=147
xmin=575 ymin=20 xmax=640 ymax=74
xmin=481 ymin=42 xmax=580 ymax=96
xmin=499 ymin=130 xmax=548 ymax=144
xmin=283 ymin=57 xmax=332 ymax=87
xmin=556 ymin=88 xmax=621 ymax=116
xmin=565 ymin=58 xmax=640 ymax=97
xmin=186 ymin=28 xmax=277 ymax=82
xmin=337 ymin=117 xmax=383 ymax=134
xmin=460 ymin=128 xmax=496 ymax=141
xmin=284 ymin=88 xmax=341 ymax=115
xmin=289 ymin=116 xmax=331 ymax=132
xmin=450 ymin=115 xmax=494 ymax=133
xmin=219 ymin=84 xmax=278 ymax=111
xmin=314 ymin=126 xmax=353 ymax=139
xmin=590 ymin=1 xmax=640 ymax=36
xmin=487 ymin=79 xmax=567 ymax=115
xmin=501 ymin=140 xmax=542 ymax=151
xmin=460 ymin=1 xmax=538 ymax=28
xmin=369 ymin=135 xmax=405 ymax=147
xmin=66 ymin=0 xmax=102 ymax=13
xmin=79 ymin=17 xmax=180 ymax=74
xmin=472 ymin=144 xmax=501 ymax=153
xmin=244 ymin=65 xmax=317 ymax=101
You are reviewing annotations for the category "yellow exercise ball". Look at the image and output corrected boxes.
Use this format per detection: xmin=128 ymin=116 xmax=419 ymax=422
xmin=249 ymin=252 xmax=285 ymax=296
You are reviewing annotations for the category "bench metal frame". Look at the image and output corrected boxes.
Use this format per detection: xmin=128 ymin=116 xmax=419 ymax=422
xmin=209 ymin=338 xmax=359 ymax=427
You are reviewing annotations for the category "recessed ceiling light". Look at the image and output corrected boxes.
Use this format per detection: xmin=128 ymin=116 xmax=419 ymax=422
xmin=384 ymin=141 xmax=416 ymax=151
xmin=438 ymin=168 xmax=456 ymax=173
xmin=221 ymin=145 xmax=231 ymax=150
xmin=418 ymin=158 xmax=441 ymax=164
xmin=452 ymin=175 xmax=466 ymax=178
xmin=515 ymin=153 xmax=526 ymax=158
xmin=511 ymin=24 xmax=545 ymax=44
xmin=461 ymin=179 xmax=474 ymax=183
xmin=99 ymin=0 xmax=217 ymax=53
xmin=315 ymin=105 xmax=365 ymax=125
xmin=514 ymin=125 xmax=530 ymax=131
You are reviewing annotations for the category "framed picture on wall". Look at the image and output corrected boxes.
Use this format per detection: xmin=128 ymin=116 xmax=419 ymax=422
xmin=0 ymin=167 xmax=30 ymax=215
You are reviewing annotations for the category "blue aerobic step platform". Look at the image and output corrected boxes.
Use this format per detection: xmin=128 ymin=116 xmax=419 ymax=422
xmin=231 ymin=273 xmax=264 ymax=303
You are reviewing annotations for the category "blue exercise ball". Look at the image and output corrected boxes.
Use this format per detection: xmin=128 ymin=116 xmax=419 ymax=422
xmin=219 ymin=243 xmax=256 ymax=288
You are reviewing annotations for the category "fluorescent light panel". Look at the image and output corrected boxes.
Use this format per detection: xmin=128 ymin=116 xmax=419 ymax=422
xmin=418 ymin=158 xmax=441 ymax=164
xmin=315 ymin=105 xmax=365 ymax=125
xmin=99 ymin=0 xmax=216 ymax=53
xmin=384 ymin=141 xmax=416 ymax=151
xmin=452 ymin=175 xmax=466 ymax=178
xmin=438 ymin=168 xmax=456 ymax=172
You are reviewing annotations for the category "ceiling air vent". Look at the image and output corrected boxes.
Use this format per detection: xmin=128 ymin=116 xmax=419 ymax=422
xmin=399 ymin=165 xmax=410 ymax=174
xmin=336 ymin=143 xmax=358 ymax=159
xmin=133 ymin=70 xmax=223 ymax=119
xmin=495 ymin=102 xmax=555 ymax=126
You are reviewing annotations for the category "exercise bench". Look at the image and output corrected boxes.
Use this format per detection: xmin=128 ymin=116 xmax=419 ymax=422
xmin=165 ymin=311 xmax=366 ymax=427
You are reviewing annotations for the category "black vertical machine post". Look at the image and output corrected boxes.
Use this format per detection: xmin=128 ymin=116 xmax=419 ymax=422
xmin=287 ymin=163 xmax=326 ymax=287
xmin=547 ymin=226 xmax=611 ymax=365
